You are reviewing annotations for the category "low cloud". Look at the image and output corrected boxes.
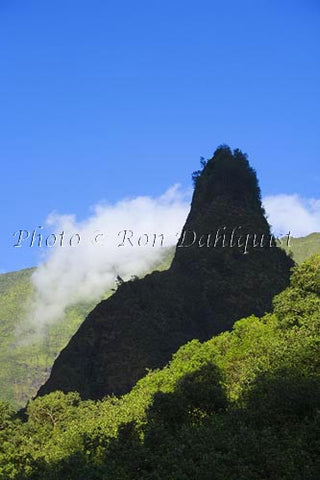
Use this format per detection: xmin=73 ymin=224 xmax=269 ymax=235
xmin=24 ymin=185 xmax=191 ymax=337
xmin=22 ymin=189 xmax=320 ymax=339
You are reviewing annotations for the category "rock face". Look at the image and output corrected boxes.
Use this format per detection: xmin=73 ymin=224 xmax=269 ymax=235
xmin=37 ymin=146 xmax=294 ymax=400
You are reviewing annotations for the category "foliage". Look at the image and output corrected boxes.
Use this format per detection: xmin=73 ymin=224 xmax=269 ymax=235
xmin=0 ymin=255 xmax=320 ymax=478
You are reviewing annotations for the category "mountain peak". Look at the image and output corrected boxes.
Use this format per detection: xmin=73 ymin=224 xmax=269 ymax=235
xmin=37 ymin=146 xmax=294 ymax=400
xmin=193 ymin=145 xmax=262 ymax=210
xmin=172 ymin=146 xmax=271 ymax=271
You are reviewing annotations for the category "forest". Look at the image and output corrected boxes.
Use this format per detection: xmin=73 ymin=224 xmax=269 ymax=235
xmin=0 ymin=254 xmax=319 ymax=479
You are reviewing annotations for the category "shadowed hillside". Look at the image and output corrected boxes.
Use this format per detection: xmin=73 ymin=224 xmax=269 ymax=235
xmin=37 ymin=146 xmax=294 ymax=400
xmin=1 ymin=151 xmax=318 ymax=408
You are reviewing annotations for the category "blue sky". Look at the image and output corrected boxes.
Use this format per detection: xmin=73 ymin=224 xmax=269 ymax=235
xmin=0 ymin=0 xmax=319 ymax=272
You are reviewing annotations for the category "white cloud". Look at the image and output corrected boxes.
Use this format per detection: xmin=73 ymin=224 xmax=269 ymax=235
xmin=263 ymin=194 xmax=320 ymax=237
xmin=23 ymin=185 xmax=191 ymax=337
xmin=22 ymin=188 xmax=320 ymax=340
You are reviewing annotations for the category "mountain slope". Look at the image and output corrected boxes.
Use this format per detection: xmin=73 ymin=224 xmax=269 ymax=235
xmin=0 ymin=267 xmax=103 ymax=408
xmin=1 ymin=173 xmax=318 ymax=407
xmin=282 ymin=232 xmax=320 ymax=264
xmin=0 ymin=250 xmax=174 ymax=408
xmin=37 ymin=146 xmax=294 ymax=400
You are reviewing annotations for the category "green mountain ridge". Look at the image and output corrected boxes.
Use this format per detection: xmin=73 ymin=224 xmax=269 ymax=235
xmin=281 ymin=231 xmax=320 ymax=263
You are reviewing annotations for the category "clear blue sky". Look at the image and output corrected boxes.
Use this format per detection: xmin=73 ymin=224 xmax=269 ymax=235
xmin=0 ymin=0 xmax=319 ymax=272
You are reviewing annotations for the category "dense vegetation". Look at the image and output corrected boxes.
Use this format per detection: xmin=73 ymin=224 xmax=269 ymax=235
xmin=1 ymin=255 xmax=320 ymax=479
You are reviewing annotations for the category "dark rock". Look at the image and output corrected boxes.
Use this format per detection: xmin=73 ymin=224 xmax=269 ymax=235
xmin=37 ymin=146 xmax=294 ymax=399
